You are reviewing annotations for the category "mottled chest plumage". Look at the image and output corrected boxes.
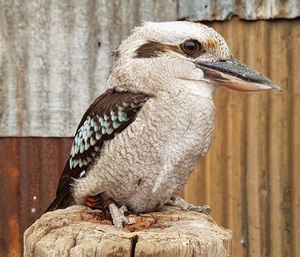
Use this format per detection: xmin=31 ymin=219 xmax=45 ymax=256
xmin=72 ymin=91 xmax=215 ymax=212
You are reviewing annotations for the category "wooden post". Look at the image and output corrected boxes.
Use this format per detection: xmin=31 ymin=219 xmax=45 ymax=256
xmin=24 ymin=206 xmax=231 ymax=257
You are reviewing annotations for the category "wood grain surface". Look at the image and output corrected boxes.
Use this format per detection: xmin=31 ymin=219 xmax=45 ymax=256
xmin=23 ymin=206 xmax=231 ymax=257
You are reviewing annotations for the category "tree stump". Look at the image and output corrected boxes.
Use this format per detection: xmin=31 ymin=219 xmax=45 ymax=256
xmin=24 ymin=205 xmax=231 ymax=257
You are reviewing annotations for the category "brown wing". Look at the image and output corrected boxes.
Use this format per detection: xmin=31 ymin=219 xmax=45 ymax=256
xmin=46 ymin=88 xmax=152 ymax=211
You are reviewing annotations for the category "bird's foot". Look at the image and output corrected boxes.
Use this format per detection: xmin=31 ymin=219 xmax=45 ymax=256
xmin=109 ymin=203 xmax=133 ymax=228
xmin=86 ymin=196 xmax=132 ymax=227
xmin=165 ymin=196 xmax=211 ymax=215
xmin=86 ymin=195 xmax=116 ymax=220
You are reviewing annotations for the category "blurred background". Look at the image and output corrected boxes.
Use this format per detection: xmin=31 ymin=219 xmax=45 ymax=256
xmin=0 ymin=1 xmax=299 ymax=256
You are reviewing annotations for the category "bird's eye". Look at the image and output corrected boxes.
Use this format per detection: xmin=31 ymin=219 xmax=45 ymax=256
xmin=181 ymin=40 xmax=202 ymax=56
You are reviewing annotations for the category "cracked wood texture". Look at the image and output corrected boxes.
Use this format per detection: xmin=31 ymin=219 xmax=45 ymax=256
xmin=24 ymin=206 xmax=231 ymax=257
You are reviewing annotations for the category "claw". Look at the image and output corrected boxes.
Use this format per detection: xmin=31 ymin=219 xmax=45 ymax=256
xmin=109 ymin=203 xmax=132 ymax=228
xmin=189 ymin=204 xmax=211 ymax=215
xmin=166 ymin=196 xmax=211 ymax=215
xmin=85 ymin=196 xmax=131 ymax=227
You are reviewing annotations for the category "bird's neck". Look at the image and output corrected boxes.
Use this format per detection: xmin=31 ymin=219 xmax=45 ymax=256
xmin=107 ymin=69 xmax=216 ymax=100
xmin=170 ymin=79 xmax=216 ymax=99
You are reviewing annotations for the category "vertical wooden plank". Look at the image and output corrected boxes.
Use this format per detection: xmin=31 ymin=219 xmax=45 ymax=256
xmin=19 ymin=139 xmax=44 ymax=233
xmin=290 ymin=21 xmax=300 ymax=257
xmin=0 ymin=138 xmax=72 ymax=257
xmin=268 ymin=21 xmax=292 ymax=257
xmin=0 ymin=139 xmax=21 ymax=257
xmin=223 ymin=19 xmax=248 ymax=257
xmin=37 ymin=138 xmax=72 ymax=212
xmin=245 ymin=20 xmax=270 ymax=257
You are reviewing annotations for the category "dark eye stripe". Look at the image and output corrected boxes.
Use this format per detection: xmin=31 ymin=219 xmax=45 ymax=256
xmin=134 ymin=41 xmax=166 ymax=58
xmin=134 ymin=40 xmax=206 ymax=59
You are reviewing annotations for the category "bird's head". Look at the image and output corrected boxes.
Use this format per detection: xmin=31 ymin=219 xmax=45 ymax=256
xmin=108 ymin=21 xmax=281 ymax=97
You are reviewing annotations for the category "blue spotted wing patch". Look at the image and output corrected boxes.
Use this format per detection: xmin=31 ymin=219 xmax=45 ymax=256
xmin=69 ymin=100 xmax=137 ymax=170
xmin=55 ymin=88 xmax=152 ymax=197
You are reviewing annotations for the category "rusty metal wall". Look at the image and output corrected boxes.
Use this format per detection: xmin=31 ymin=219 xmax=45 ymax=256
xmin=0 ymin=138 xmax=72 ymax=257
xmin=178 ymin=0 xmax=300 ymax=20
xmin=1 ymin=0 xmax=299 ymax=137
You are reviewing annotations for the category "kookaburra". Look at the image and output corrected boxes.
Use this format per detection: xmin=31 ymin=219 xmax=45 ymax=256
xmin=47 ymin=21 xmax=280 ymax=227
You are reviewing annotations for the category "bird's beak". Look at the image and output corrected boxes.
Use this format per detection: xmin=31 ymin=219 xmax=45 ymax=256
xmin=195 ymin=58 xmax=281 ymax=91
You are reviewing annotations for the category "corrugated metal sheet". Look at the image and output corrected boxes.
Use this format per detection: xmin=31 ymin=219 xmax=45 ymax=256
xmin=178 ymin=0 xmax=300 ymax=20
xmin=0 ymin=0 xmax=178 ymax=137
xmin=1 ymin=0 xmax=299 ymax=137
